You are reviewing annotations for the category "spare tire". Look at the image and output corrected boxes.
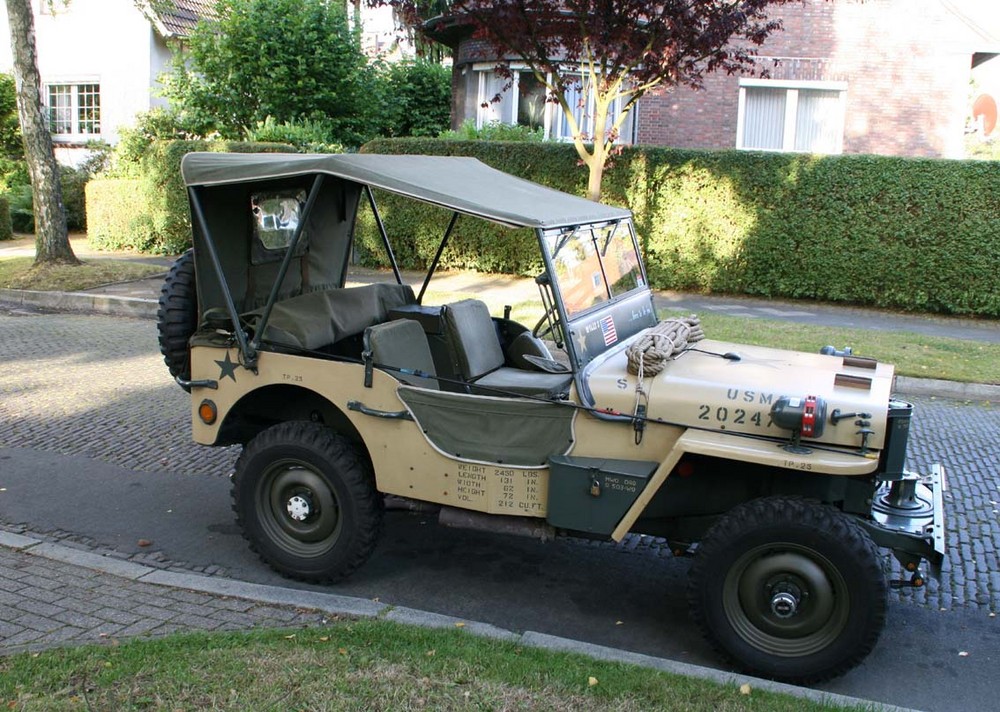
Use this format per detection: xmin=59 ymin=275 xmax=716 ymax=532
xmin=157 ymin=249 xmax=197 ymax=391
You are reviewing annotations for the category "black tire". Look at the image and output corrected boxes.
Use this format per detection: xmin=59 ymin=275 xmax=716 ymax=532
xmin=232 ymin=422 xmax=383 ymax=583
xmin=157 ymin=249 xmax=197 ymax=391
xmin=688 ymin=497 xmax=887 ymax=684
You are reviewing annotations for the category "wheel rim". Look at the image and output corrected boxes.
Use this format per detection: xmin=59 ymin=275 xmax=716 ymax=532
xmin=255 ymin=458 xmax=342 ymax=557
xmin=723 ymin=543 xmax=849 ymax=657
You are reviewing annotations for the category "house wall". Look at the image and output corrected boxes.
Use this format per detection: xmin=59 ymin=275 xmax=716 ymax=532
xmin=638 ymin=0 xmax=978 ymax=158
xmin=1 ymin=0 xmax=168 ymax=163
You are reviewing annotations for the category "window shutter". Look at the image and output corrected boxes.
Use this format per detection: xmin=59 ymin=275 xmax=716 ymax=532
xmin=794 ymin=90 xmax=842 ymax=153
xmin=743 ymin=87 xmax=786 ymax=150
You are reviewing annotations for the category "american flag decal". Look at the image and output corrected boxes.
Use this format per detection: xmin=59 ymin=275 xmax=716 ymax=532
xmin=600 ymin=314 xmax=618 ymax=346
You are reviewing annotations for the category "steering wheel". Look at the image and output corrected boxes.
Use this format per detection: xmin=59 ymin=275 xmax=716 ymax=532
xmin=532 ymin=302 xmax=561 ymax=343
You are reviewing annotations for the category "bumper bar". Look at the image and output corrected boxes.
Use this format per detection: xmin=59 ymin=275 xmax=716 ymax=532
xmin=859 ymin=463 xmax=946 ymax=575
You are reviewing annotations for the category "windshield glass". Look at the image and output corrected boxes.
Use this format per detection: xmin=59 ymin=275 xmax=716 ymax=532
xmin=544 ymin=221 xmax=645 ymax=317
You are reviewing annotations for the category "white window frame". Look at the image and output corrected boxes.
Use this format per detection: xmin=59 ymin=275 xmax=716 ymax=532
xmin=736 ymin=79 xmax=847 ymax=154
xmin=44 ymin=81 xmax=102 ymax=141
xmin=472 ymin=63 xmax=634 ymax=144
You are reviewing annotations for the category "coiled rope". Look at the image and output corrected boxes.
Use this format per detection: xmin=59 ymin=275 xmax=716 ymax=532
xmin=626 ymin=315 xmax=705 ymax=378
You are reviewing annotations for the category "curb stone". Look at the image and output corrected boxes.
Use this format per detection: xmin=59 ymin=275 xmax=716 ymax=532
xmin=1 ymin=533 xmax=919 ymax=712
xmin=0 ymin=288 xmax=157 ymax=319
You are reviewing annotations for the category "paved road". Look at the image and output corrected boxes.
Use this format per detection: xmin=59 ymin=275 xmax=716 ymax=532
xmin=1 ymin=309 xmax=998 ymax=711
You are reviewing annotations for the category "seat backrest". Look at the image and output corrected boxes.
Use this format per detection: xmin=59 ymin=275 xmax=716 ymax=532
xmin=442 ymin=299 xmax=505 ymax=380
xmin=364 ymin=319 xmax=438 ymax=389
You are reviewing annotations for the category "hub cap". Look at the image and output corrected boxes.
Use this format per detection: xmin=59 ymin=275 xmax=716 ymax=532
xmin=286 ymin=494 xmax=313 ymax=522
xmin=723 ymin=545 xmax=849 ymax=657
xmin=254 ymin=460 xmax=342 ymax=557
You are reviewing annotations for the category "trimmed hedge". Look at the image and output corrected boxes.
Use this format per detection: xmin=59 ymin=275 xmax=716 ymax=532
xmin=87 ymin=140 xmax=294 ymax=254
xmin=0 ymin=194 xmax=11 ymax=240
xmin=359 ymin=139 xmax=1000 ymax=317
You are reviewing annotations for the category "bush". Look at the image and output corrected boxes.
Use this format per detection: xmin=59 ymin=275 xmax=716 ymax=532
xmin=379 ymin=60 xmax=451 ymax=138
xmin=87 ymin=139 xmax=294 ymax=253
xmin=4 ymin=164 xmax=96 ymax=234
xmin=7 ymin=184 xmax=33 ymax=233
xmin=359 ymin=138 xmax=1000 ymax=317
xmin=439 ymin=119 xmax=544 ymax=142
xmin=0 ymin=194 xmax=11 ymax=240
xmin=244 ymin=117 xmax=344 ymax=153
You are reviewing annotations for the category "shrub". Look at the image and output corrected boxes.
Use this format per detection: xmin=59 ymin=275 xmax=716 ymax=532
xmin=87 ymin=139 xmax=295 ymax=253
xmin=439 ymin=119 xmax=544 ymax=142
xmin=379 ymin=60 xmax=451 ymax=138
xmin=0 ymin=194 xmax=11 ymax=240
xmin=360 ymin=138 xmax=1000 ymax=317
xmin=244 ymin=117 xmax=344 ymax=153
xmin=7 ymin=184 xmax=33 ymax=233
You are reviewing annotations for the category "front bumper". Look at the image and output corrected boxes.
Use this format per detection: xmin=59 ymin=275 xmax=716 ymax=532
xmin=859 ymin=463 xmax=946 ymax=577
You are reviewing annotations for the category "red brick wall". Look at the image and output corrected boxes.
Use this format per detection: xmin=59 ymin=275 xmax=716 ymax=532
xmin=636 ymin=0 xmax=977 ymax=158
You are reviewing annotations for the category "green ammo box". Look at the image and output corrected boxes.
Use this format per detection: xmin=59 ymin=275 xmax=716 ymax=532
xmin=546 ymin=456 xmax=658 ymax=535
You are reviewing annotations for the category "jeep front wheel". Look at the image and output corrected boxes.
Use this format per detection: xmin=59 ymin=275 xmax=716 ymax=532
xmin=688 ymin=497 xmax=887 ymax=684
xmin=232 ymin=422 xmax=383 ymax=583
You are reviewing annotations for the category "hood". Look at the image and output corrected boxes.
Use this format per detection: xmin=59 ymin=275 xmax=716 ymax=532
xmin=586 ymin=339 xmax=894 ymax=451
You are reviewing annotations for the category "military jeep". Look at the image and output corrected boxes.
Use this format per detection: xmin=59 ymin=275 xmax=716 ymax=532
xmin=159 ymin=152 xmax=944 ymax=683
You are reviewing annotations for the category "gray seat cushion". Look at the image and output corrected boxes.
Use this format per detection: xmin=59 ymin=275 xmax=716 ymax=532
xmin=253 ymin=283 xmax=416 ymax=350
xmin=364 ymin=319 xmax=438 ymax=389
xmin=443 ymin=299 xmax=571 ymax=398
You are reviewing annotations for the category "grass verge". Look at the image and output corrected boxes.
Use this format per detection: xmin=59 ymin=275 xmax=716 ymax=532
xmin=662 ymin=308 xmax=1000 ymax=386
xmin=0 ymin=256 xmax=164 ymax=292
xmin=0 ymin=620 xmax=846 ymax=711
xmin=424 ymin=288 xmax=999 ymax=386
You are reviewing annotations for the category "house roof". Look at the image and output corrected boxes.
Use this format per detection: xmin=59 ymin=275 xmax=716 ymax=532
xmin=144 ymin=0 xmax=215 ymax=39
xmin=181 ymin=152 xmax=631 ymax=229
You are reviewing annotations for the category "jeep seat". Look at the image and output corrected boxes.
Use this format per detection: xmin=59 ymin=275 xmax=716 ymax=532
xmin=364 ymin=319 xmax=438 ymax=389
xmin=442 ymin=299 xmax=572 ymax=398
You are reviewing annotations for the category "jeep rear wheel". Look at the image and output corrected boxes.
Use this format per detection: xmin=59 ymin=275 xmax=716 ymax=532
xmin=156 ymin=249 xmax=197 ymax=391
xmin=232 ymin=422 xmax=383 ymax=583
xmin=688 ymin=497 xmax=887 ymax=684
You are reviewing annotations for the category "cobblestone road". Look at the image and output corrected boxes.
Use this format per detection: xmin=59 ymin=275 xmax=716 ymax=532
xmin=1 ymin=310 xmax=997 ymax=612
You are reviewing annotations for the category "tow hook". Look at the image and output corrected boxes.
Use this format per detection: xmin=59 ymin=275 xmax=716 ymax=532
xmin=889 ymin=570 xmax=926 ymax=589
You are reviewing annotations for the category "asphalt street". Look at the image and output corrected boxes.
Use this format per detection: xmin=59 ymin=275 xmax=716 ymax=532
xmin=1 ymin=308 xmax=998 ymax=711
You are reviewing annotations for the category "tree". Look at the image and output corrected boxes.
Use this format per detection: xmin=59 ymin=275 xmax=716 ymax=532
xmin=382 ymin=0 xmax=793 ymax=201
xmin=163 ymin=0 xmax=376 ymax=145
xmin=4 ymin=0 xmax=76 ymax=263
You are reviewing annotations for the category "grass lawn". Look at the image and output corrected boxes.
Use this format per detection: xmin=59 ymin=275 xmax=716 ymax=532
xmin=664 ymin=308 xmax=1000 ymax=387
xmin=449 ymin=291 xmax=1000 ymax=387
xmin=0 ymin=621 xmax=847 ymax=711
xmin=0 ymin=256 xmax=164 ymax=292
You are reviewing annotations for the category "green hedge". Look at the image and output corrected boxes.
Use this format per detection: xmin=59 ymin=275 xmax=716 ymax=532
xmin=359 ymin=139 xmax=1000 ymax=317
xmin=87 ymin=140 xmax=294 ymax=254
xmin=0 ymin=194 xmax=11 ymax=240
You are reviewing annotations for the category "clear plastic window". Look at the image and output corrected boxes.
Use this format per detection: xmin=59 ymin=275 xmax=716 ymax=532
xmin=252 ymin=190 xmax=307 ymax=251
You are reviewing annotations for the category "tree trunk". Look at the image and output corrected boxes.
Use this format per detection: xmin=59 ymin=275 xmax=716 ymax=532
xmin=4 ymin=0 xmax=77 ymax=265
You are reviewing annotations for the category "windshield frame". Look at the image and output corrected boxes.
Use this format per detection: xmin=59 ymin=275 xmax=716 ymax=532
xmin=538 ymin=217 xmax=653 ymax=371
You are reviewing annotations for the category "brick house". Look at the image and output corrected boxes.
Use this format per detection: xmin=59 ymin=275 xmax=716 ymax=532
xmin=429 ymin=0 xmax=1000 ymax=159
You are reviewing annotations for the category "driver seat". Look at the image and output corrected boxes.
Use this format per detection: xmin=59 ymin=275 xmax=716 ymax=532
xmin=441 ymin=299 xmax=572 ymax=399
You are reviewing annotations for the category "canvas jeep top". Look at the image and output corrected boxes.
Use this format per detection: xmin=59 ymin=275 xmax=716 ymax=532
xmin=158 ymin=151 xmax=945 ymax=684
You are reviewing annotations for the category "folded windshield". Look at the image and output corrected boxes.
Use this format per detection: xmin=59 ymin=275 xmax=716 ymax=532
xmin=544 ymin=221 xmax=645 ymax=318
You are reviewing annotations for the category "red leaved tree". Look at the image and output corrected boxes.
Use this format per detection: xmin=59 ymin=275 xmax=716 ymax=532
xmin=381 ymin=0 xmax=793 ymax=201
